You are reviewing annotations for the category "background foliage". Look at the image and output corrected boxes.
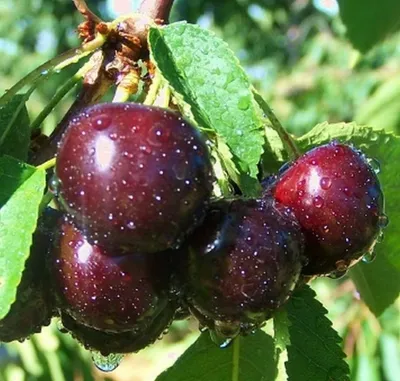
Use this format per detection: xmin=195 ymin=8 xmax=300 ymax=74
xmin=0 ymin=0 xmax=399 ymax=380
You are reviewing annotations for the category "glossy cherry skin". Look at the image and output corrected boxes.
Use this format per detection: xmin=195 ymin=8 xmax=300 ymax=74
xmin=0 ymin=208 xmax=59 ymax=342
xmin=55 ymin=103 xmax=214 ymax=252
xmin=60 ymin=302 xmax=176 ymax=355
xmin=270 ymin=142 xmax=385 ymax=276
xmin=50 ymin=220 xmax=174 ymax=333
xmin=179 ymin=198 xmax=304 ymax=336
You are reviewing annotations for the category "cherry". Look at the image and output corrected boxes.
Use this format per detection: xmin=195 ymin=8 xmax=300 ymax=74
xmin=55 ymin=103 xmax=214 ymax=252
xmin=0 ymin=208 xmax=58 ymax=342
xmin=269 ymin=142 xmax=385 ymax=276
xmin=60 ymin=305 xmax=176 ymax=355
xmin=178 ymin=198 xmax=304 ymax=338
xmin=50 ymin=220 xmax=176 ymax=333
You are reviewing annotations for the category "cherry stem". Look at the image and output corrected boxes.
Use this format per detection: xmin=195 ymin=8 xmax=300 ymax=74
xmin=143 ymin=71 xmax=162 ymax=105
xmin=30 ymin=62 xmax=91 ymax=131
xmin=138 ymin=0 xmax=175 ymax=22
xmin=232 ymin=336 xmax=240 ymax=381
xmin=38 ymin=190 xmax=54 ymax=214
xmin=252 ymin=89 xmax=302 ymax=160
xmin=73 ymin=0 xmax=103 ymax=23
xmin=153 ymin=81 xmax=171 ymax=108
xmin=112 ymin=69 xmax=141 ymax=102
xmin=36 ymin=157 xmax=56 ymax=171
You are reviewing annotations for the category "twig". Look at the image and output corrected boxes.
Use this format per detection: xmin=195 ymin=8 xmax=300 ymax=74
xmin=138 ymin=0 xmax=175 ymax=22
xmin=73 ymin=0 xmax=103 ymax=24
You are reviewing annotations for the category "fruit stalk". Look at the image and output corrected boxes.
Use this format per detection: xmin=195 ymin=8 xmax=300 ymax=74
xmin=138 ymin=0 xmax=175 ymax=22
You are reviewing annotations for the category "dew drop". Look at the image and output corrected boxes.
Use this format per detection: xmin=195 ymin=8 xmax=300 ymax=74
xmin=378 ymin=214 xmax=389 ymax=228
xmin=313 ymin=196 xmax=324 ymax=208
xmin=56 ymin=319 xmax=68 ymax=334
xmin=297 ymin=179 xmax=306 ymax=190
xmin=376 ymin=230 xmax=385 ymax=244
xmin=199 ymin=325 xmax=208 ymax=333
xmin=237 ymin=96 xmax=250 ymax=110
xmin=92 ymin=114 xmax=112 ymax=131
xmin=209 ymin=330 xmax=234 ymax=349
xmin=127 ymin=221 xmax=136 ymax=230
xmin=362 ymin=248 xmax=377 ymax=264
xmin=278 ymin=161 xmax=292 ymax=175
xmin=49 ymin=176 xmax=61 ymax=196
xmin=319 ymin=177 xmax=331 ymax=190
xmin=91 ymin=352 xmax=124 ymax=372
xmin=328 ymin=269 xmax=347 ymax=279
xmin=368 ymin=157 xmax=381 ymax=174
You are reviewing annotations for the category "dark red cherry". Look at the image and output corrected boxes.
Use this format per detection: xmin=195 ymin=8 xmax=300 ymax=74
xmin=270 ymin=142 xmax=385 ymax=276
xmin=60 ymin=303 xmax=176 ymax=355
xmin=179 ymin=198 xmax=304 ymax=338
xmin=50 ymin=220 xmax=174 ymax=333
xmin=55 ymin=103 xmax=214 ymax=252
xmin=0 ymin=208 xmax=59 ymax=342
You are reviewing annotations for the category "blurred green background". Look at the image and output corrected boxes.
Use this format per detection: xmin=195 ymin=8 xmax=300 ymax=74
xmin=0 ymin=0 xmax=399 ymax=380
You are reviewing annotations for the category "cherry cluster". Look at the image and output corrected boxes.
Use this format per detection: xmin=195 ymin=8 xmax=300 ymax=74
xmin=0 ymin=103 xmax=386 ymax=355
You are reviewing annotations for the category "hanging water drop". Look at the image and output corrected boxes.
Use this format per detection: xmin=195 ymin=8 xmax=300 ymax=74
xmin=328 ymin=269 xmax=347 ymax=279
xmin=56 ymin=319 xmax=68 ymax=334
xmin=367 ymin=157 xmax=381 ymax=174
xmin=49 ymin=176 xmax=61 ymax=196
xmin=378 ymin=214 xmax=389 ymax=228
xmin=362 ymin=248 xmax=377 ymax=264
xmin=91 ymin=351 xmax=124 ymax=372
xmin=209 ymin=330 xmax=233 ymax=349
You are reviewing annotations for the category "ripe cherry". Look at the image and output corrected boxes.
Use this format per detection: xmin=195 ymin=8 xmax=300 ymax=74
xmin=55 ymin=103 xmax=214 ymax=252
xmin=50 ymin=220 xmax=175 ymax=333
xmin=178 ymin=198 xmax=304 ymax=339
xmin=0 ymin=208 xmax=58 ymax=342
xmin=60 ymin=304 xmax=176 ymax=355
xmin=270 ymin=142 xmax=385 ymax=276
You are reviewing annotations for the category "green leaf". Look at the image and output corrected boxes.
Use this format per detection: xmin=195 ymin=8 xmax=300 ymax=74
xmin=349 ymin=255 xmax=400 ymax=316
xmin=0 ymin=156 xmax=45 ymax=319
xmin=149 ymin=22 xmax=264 ymax=196
xmin=297 ymin=123 xmax=400 ymax=272
xmin=0 ymin=95 xmax=31 ymax=161
xmin=337 ymin=0 xmax=400 ymax=53
xmin=284 ymin=285 xmax=350 ymax=381
xmin=355 ymin=77 xmax=400 ymax=133
xmin=273 ymin=308 xmax=291 ymax=354
xmin=380 ymin=333 xmax=400 ymax=381
xmin=156 ymin=330 xmax=276 ymax=381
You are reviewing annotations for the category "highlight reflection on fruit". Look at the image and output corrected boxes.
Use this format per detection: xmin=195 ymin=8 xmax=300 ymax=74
xmin=55 ymin=103 xmax=214 ymax=252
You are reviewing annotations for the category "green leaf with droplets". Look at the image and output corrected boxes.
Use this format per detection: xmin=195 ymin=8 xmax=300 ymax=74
xmin=156 ymin=331 xmax=276 ymax=381
xmin=0 ymin=95 xmax=31 ymax=161
xmin=297 ymin=122 xmax=400 ymax=313
xmin=337 ymin=0 xmax=400 ymax=53
xmin=0 ymin=156 xmax=45 ymax=319
xmin=149 ymin=22 xmax=265 ymax=196
xmin=284 ymin=285 xmax=350 ymax=381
